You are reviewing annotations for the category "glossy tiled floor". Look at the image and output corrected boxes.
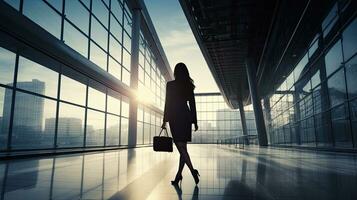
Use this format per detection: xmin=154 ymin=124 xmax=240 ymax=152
xmin=1 ymin=145 xmax=357 ymax=200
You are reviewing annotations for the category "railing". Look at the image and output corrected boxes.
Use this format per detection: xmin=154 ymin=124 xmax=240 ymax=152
xmin=217 ymin=135 xmax=258 ymax=149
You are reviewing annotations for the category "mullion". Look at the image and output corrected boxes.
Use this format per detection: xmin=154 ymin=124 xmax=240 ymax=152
xmin=6 ymin=52 xmax=20 ymax=150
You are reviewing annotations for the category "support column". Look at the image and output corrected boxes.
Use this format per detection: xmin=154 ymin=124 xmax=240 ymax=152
xmin=263 ymin=98 xmax=272 ymax=144
xmin=238 ymin=99 xmax=249 ymax=145
xmin=128 ymin=8 xmax=141 ymax=147
xmin=245 ymin=59 xmax=268 ymax=146
xmin=293 ymin=89 xmax=301 ymax=145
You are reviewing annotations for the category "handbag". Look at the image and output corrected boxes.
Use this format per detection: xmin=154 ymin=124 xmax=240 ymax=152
xmin=153 ymin=128 xmax=173 ymax=152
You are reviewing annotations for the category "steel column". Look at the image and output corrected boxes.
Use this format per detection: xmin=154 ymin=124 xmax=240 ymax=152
xmin=245 ymin=59 xmax=268 ymax=146
xmin=238 ymin=99 xmax=249 ymax=145
xmin=128 ymin=8 xmax=141 ymax=147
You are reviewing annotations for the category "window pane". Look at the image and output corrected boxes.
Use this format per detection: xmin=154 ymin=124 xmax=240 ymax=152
xmin=109 ymin=36 xmax=122 ymax=62
xmin=65 ymin=0 xmax=89 ymax=34
xmin=57 ymin=103 xmax=85 ymax=147
xmin=120 ymin=117 xmax=128 ymax=145
xmin=91 ymin=18 xmax=108 ymax=50
xmin=64 ymin=21 xmax=88 ymax=57
xmin=17 ymin=57 xmax=58 ymax=98
xmin=110 ymin=15 xmax=123 ymax=42
xmin=92 ymin=0 xmax=109 ymax=27
xmin=342 ymin=18 xmax=357 ymax=61
xmin=122 ymin=68 xmax=130 ymax=86
xmin=87 ymin=85 xmax=106 ymax=111
xmin=123 ymin=13 xmax=131 ymax=36
xmin=144 ymin=123 xmax=150 ymax=144
xmin=107 ymin=92 xmax=121 ymax=115
xmin=90 ymin=42 xmax=107 ymax=71
xmin=60 ymin=75 xmax=87 ymax=105
xmin=46 ymin=0 xmax=63 ymax=12
xmin=80 ymin=0 xmax=90 ymax=8
xmin=0 ymin=87 xmax=12 ymax=150
xmin=86 ymin=109 xmax=105 ymax=147
xmin=4 ymin=0 xmax=20 ymax=10
xmin=111 ymin=0 xmax=123 ymax=24
xmin=346 ymin=55 xmax=357 ymax=99
xmin=12 ymin=92 xmax=57 ymax=149
xmin=330 ymin=103 xmax=352 ymax=148
xmin=311 ymin=70 xmax=320 ymax=89
xmin=325 ymin=40 xmax=343 ymax=77
xmin=23 ymin=0 xmax=61 ymax=38
xmin=332 ymin=118 xmax=352 ymax=148
xmin=327 ymin=68 xmax=347 ymax=107
xmin=309 ymin=39 xmax=318 ymax=57
xmin=106 ymin=114 xmax=120 ymax=146
xmin=0 ymin=47 xmax=16 ymax=86
xmin=294 ymin=53 xmax=308 ymax=81
xmin=123 ymin=32 xmax=131 ymax=52
xmin=121 ymin=98 xmax=129 ymax=117
xmin=350 ymin=99 xmax=357 ymax=147
xmin=108 ymin=57 xmax=122 ymax=81
xmin=122 ymin=50 xmax=131 ymax=70
xmin=136 ymin=121 xmax=143 ymax=144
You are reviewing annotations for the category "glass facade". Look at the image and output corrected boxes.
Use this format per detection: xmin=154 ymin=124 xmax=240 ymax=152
xmin=266 ymin=3 xmax=357 ymax=149
xmin=0 ymin=44 xmax=131 ymax=150
xmin=193 ymin=93 xmax=257 ymax=143
xmin=20 ymin=0 xmax=132 ymax=86
xmin=0 ymin=0 xmax=168 ymax=151
xmin=138 ymin=32 xmax=166 ymax=109
xmin=136 ymin=104 xmax=163 ymax=145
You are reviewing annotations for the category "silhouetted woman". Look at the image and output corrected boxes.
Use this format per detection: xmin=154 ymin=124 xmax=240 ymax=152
xmin=161 ymin=62 xmax=200 ymax=185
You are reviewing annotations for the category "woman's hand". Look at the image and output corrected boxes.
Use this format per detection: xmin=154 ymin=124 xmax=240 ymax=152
xmin=161 ymin=122 xmax=166 ymax=129
xmin=194 ymin=123 xmax=198 ymax=132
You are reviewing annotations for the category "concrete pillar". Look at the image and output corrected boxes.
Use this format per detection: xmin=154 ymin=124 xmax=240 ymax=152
xmin=245 ymin=59 xmax=268 ymax=146
xmin=128 ymin=9 xmax=141 ymax=147
xmin=238 ymin=99 xmax=249 ymax=145
xmin=263 ymin=98 xmax=272 ymax=144
xmin=293 ymin=90 xmax=301 ymax=145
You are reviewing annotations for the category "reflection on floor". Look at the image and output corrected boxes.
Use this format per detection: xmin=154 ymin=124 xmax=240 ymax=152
xmin=1 ymin=145 xmax=357 ymax=200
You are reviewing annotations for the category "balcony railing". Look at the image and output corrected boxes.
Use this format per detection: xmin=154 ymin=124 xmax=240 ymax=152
xmin=217 ymin=135 xmax=258 ymax=149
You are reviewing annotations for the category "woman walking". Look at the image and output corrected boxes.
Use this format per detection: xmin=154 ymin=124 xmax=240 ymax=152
xmin=161 ymin=62 xmax=200 ymax=185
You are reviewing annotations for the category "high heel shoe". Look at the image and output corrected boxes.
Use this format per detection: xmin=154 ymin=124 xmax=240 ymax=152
xmin=192 ymin=169 xmax=200 ymax=185
xmin=171 ymin=174 xmax=183 ymax=185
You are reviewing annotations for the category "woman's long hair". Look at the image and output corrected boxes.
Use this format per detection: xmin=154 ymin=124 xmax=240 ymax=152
xmin=174 ymin=63 xmax=195 ymax=90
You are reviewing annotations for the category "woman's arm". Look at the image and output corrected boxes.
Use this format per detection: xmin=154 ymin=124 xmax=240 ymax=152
xmin=162 ymin=83 xmax=169 ymax=128
xmin=188 ymin=88 xmax=198 ymax=131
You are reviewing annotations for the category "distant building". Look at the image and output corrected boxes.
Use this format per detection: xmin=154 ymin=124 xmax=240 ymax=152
xmin=13 ymin=80 xmax=45 ymax=131
xmin=46 ymin=117 xmax=83 ymax=146
xmin=3 ymin=80 xmax=45 ymax=148
xmin=45 ymin=117 xmax=83 ymax=137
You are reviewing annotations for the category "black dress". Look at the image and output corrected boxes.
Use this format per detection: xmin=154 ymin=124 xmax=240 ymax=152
xmin=163 ymin=80 xmax=197 ymax=142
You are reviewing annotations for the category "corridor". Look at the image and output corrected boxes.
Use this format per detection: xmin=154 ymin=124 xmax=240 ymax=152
xmin=1 ymin=145 xmax=357 ymax=200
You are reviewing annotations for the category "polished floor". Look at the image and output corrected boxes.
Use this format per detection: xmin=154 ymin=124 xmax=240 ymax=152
xmin=1 ymin=145 xmax=357 ymax=200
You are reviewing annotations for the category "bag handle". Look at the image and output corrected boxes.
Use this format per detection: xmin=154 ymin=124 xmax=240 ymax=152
xmin=159 ymin=128 xmax=169 ymax=137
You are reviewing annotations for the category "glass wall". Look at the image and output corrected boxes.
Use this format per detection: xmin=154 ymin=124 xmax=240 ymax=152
xmin=0 ymin=45 xmax=130 ymax=150
xmin=138 ymin=32 xmax=166 ymax=109
xmin=0 ymin=0 xmax=169 ymax=152
xmin=267 ymin=2 xmax=357 ymax=149
xmin=0 ymin=0 xmax=170 ymax=151
xmin=12 ymin=0 xmax=133 ymax=86
xmin=193 ymin=94 xmax=257 ymax=143
xmin=136 ymin=104 xmax=163 ymax=145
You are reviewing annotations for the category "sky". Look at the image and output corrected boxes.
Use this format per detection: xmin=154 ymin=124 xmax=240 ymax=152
xmin=144 ymin=0 xmax=219 ymax=93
